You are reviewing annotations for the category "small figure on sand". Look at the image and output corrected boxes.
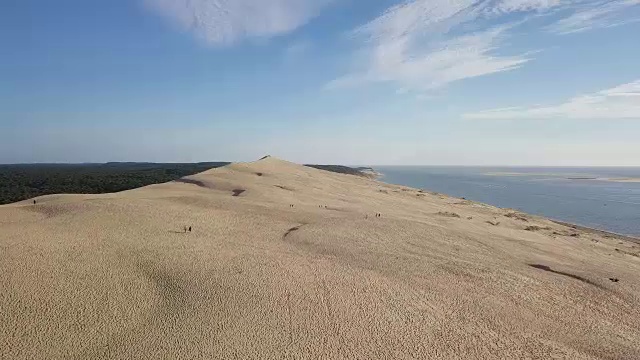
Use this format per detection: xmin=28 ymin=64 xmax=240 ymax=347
xmin=33 ymin=200 xmax=36 ymax=205
xmin=188 ymin=226 xmax=192 ymax=233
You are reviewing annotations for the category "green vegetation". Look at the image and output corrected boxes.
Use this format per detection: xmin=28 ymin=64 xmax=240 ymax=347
xmin=0 ymin=162 xmax=229 ymax=205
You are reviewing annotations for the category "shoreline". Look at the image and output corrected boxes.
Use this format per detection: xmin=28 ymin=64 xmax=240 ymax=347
xmin=484 ymin=172 xmax=640 ymax=183
xmin=550 ymin=219 xmax=640 ymax=244
xmin=372 ymin=168 xmax=640 ymax=243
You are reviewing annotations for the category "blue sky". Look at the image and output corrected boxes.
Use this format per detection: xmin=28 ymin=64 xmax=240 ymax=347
xmin=2 ymin=0 xmax=639 ymax=165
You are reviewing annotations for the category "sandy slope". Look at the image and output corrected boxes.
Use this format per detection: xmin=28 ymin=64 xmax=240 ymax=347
xmin=1 ymin=157 xmax=639 ymax=359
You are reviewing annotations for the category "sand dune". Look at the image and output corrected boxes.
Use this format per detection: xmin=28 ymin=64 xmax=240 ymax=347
xmin=2 ymin=157 xmax=640 ymax=359
xmin=485 ymin=171 xmax=640 ymax=183
xmin=605 ymin=177 xmax=640 ymax=183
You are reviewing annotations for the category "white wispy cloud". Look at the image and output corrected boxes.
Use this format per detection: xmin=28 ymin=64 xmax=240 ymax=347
xmin=329 ymin=25 xmax=532 ymax=90
xmin=484 ymin=0 xmax=562 ymax=15
xmin=143 ymin=0 xmax=332 ymax=45
xmin=330 ymin=0 xmax=640 ymax=91
xmin=463 ymin=80 xmax=640 ymax=119
xmin=547 ymin=0 xmax=640 ymax=34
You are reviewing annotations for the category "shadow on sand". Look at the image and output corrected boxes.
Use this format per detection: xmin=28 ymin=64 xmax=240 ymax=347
xmin=528 ymin=264 xmax=603 ymax=288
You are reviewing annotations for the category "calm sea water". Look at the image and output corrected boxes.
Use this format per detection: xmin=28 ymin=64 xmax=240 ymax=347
xmin=377 ymin=167 xmax=640 ymax=237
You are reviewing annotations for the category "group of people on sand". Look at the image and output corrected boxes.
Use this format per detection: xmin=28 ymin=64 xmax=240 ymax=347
xmin=292 ymin=204 xmax=331 ymax=209
xmin=177 ymin=204 xmax=382 ymax=233
xmin=289 ymin=203 xmax=383 ymax=219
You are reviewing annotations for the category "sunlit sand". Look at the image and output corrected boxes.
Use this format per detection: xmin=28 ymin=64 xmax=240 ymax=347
xmin=2 ymin=157 xmax=639 ymax=359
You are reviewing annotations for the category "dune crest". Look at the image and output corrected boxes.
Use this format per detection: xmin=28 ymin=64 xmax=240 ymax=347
xmin=2 ymin=158 xmax=640 ymax=359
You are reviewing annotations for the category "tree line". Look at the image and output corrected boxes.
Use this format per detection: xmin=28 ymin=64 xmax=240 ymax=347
xmin=0 ymin=162 xmax=228 ymax=205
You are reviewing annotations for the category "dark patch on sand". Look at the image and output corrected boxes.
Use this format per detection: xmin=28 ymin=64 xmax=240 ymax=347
xmin=232 ymin=189 xmax=246 ymax=197
xmin=436 ymin=211 xmax=461 ymax=218
xmin=23 ymin=204 xmax=71 ymax=218
xmin=175 ymin=178 xmax=207 ymax=188
xmin=505 ymin=212 xmax=529 ymax=222
xmin=529 ymin=264 xmax=603 ymax=288
xmin=283 ymin=225 xmax=304 ymax=240
xmin=525 ymin=225 xmax=551 ymax=232
xmin=136 ymin=260 xmax=188 ymax=313
xmin=553 ymin=230 xmax=580 ymax=237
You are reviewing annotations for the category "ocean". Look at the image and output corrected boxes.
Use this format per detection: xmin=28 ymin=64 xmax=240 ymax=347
xmin=376 ymin=166 xmax=640 ymax=237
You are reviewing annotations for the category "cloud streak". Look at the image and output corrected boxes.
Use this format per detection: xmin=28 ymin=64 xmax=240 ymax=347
xmin=144 ymin=0 xmax=332 ymax=45
xmin=547 ymin=0 xmax=640 ymax=34
xmin=330 ymin=0 xmax=640 ymax=91
xmin=463 ymin=80 xmax=640 ymax=119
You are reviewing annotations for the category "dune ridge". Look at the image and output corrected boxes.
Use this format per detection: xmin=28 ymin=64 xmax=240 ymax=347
xmin=2 ymin=157 xmax=640 ymax=359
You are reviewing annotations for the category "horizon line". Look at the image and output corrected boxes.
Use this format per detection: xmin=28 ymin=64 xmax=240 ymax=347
xmin=2 ymin=162 xmax=640 ymax=168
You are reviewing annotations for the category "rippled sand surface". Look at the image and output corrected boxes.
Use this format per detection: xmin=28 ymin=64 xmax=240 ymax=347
xmin=2 ymin=157 xmax=639 ymax=359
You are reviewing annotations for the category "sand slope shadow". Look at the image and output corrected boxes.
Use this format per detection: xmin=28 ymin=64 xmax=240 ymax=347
xmin=436 ymin=211 xmax=461 ymax=218
xmin=136 ymin=259 xmax=188 ymax=314
xmin=528 ymin=264 xmax=603 ymax=289
xmin=283 ymin=224 xmax=305 ymax=240
xmin=74 ymin=257 xmax=192 ymax=358
xmin=232 ymin=189 xmax=246 ymax=197
xmin=174 ymin=178 xmax=207 ymax=188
